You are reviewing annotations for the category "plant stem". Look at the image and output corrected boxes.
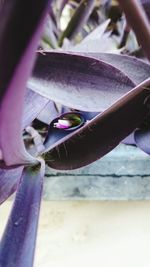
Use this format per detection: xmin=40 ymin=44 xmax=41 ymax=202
xmin=117 ymin=0 xmax=150 ymax=61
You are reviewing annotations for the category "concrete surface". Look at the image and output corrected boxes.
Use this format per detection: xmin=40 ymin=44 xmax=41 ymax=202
xmin=1 ymin=201 xmax=150 ymax=267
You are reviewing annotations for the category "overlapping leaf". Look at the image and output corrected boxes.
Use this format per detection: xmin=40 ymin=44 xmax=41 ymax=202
xmin=0 ymin=0 xmax=50 ymax=166
xmin=0 ymin=167 xmax=23 ymax=204
xmin=0 ymin=162 xmax=44 ymax=267
xmin=86 ymin=53 xmax=150 ymax=85
xmin=29 ymin=52 xmax=134 ymax=112
xmin=23 ymin=89 xmax=50 ymax=128
xmin=44 ymin=79 xmax=150 ymax=169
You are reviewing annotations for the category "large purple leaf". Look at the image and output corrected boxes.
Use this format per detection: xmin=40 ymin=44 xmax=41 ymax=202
xmin=0 ymin=0 xmax=50 ymax=166
xmin=29 ymin=52 xmax=134 ymax=112
xmin=134 ymin=128 xmax=150 ymax=155
xmin=44 ymin=79 xmax=150 ymax=170
xmin=0 ymin=167 xmax=23 ymax=205
xmin=0 ymin=162 xmax=45 ymax=267
xmin=86 ymin=53 xmax=150 ymax=85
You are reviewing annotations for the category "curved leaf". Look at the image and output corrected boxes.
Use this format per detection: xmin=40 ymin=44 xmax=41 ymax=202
xmin=0 ymin=162 xmax=45 ymax=267
xmin=44 ymin=79 xmax=150 ymax=170
xmin=37 ymin=100 xmax=60 ymax=125
xmin=0 ymin=0 xmax=50 ymax=166
xmin=29 ymin=52 xmax=134 ymax=112
xmin=0 ymin=167 xmax=23 ymax=205
xmin=86 ymin=53 xmax=150 ymax=85
xmin=23 ymin=89 xmax=50 ymax=128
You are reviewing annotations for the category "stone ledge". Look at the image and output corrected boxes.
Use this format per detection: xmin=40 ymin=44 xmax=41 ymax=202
xmin=44 ymin=144 xmax=150 ymax=200
xmin=43 ymin=176 xmax=150 ymax=200
xmin=45 ymin=144 xmax=150 ymax=176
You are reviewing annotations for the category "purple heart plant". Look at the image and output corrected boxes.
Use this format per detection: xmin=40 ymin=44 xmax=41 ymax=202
xmin=0 ymin=0 xmax=150 ymax=266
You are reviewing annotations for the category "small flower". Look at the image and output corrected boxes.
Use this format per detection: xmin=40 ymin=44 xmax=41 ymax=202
xmin=53 ymin=112 xmax=85 ymax=130
xmin=54 ymin=119 xmax=72 ymax=129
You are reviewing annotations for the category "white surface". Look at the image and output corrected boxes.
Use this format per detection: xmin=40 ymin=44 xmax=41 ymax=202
xmin=1 ymin=201 xmax=150 ymax=267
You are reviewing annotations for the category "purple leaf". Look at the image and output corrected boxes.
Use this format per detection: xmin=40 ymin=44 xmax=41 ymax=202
xmin=37 ymin=100 xmax=60 ymax=125
xmin=29 ymin=52 xmax=134 ymax=112
xmin=70 ymin=32 xmax=119 ymax=53
xmin=72 ymin=19 xmax=110 ymax=51
xmin=134 ymin=128 xmax=150 ymax=155
xmin=41 ymin=14 xmax=58 ymax=49
xmin=0 ymin=0 xmax=50 ymax=166
xmin=44 ymin=79 xmax=150 ymax=170
xmin=23 ymin=89 xmax=50 ymax=128
xmin=0 ymin=162 xmax=45 ymax=267
xmin=77 ymin=19 xmax=110 ymax=44
xmin=0 ymin=167 xmax=23 ymax=205
xmin=86 ymin=53 xmax=150 ymax=85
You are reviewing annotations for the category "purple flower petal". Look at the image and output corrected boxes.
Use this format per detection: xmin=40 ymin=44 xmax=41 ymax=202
xmin=44 ymin=79 xmax=150 ymax=169
xmin=0 ymin=167 xmax=23 ymax=205
xmin=29 ymin=51 xmax=134 ymax=112
xmin=0 ymin=161 xmax=45 ymax=267
xmin=0 ymin=0 xmax=50 ymax=166
xmin=134 ymin=128 xmax=150 ymax=155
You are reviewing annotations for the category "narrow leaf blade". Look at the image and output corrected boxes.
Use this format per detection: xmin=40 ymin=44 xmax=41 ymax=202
xmin=0 ymin=162 xmax=45 ymax=267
